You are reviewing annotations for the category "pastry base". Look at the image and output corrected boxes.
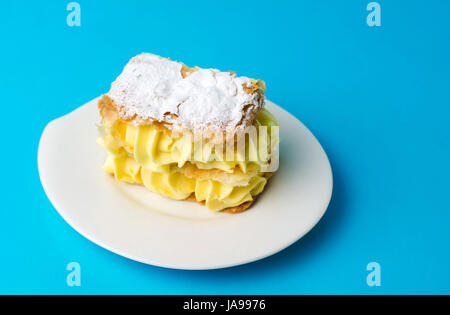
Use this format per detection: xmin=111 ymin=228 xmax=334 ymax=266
xmin=185 ymin=193 xmax=253 ymax=214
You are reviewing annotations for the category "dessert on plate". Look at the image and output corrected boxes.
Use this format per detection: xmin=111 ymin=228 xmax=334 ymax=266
xmin=98 ymin=53 xmax=279 ymax=213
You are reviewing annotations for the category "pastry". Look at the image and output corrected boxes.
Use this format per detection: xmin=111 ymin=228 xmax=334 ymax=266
xmin=98 ymin=53 xmax=279 ymax=212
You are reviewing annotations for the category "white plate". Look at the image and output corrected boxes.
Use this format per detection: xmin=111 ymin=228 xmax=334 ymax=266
xmin=38 ymin=97 xmax=333 ymax=270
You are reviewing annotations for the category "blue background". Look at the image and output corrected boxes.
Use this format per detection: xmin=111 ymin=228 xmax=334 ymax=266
xmin=1 ymin=0 xmax=449 ymax=294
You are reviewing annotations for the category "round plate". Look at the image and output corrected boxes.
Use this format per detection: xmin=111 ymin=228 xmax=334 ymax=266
xmin=38 ymin=97 xmax=333 ymax=270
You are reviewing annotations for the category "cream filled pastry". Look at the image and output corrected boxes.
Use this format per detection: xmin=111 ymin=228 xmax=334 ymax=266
xmin=98 ymin=53 xmax=279 ymax=213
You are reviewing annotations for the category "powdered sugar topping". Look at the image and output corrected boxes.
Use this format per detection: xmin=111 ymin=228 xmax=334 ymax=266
xmin=107 ymin=54 xmax=264 ymax=133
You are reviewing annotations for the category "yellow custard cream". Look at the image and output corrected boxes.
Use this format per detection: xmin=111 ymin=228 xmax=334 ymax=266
xmin=99 ymin=109 xmax=278 ymax=211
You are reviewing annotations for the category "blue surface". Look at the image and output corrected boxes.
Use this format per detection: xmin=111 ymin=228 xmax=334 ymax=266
xmin=1 ymin=0 xmax=449 ymax=294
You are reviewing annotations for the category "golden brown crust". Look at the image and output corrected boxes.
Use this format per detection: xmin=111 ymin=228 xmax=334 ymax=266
xmin=185 ymin=194 xmax=253 ymax=214
xmin=180 ymin=64 xmax=199 ymax=78
xmin=222 ymin=201 xmax=253 ymax=214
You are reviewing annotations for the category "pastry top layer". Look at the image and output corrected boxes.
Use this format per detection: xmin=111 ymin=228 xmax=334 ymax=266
xmin=106 ymin=53 xmax=265 ymax=136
